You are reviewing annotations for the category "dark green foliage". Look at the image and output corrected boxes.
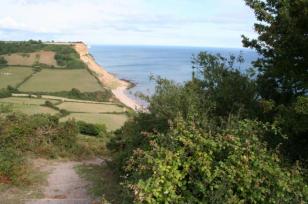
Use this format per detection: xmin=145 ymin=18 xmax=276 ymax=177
xmin=123 ymin=119 xmax=307 ymax=203
xmin=108 ymin=50 xmax=307 ymax=202
xmin=0 ymin=40 xmax=86 ymax=69
xmin=192 ymin=52 xmax=257 ymax=119
xmin=77 ymin=121 xmax=108 ymax=137
xmin=0 ymin=88 xmax=12 ymax=98
xmin=0 ymin=56 xmax=7 ymax=65
xmin=242 ymin=0 xmax=308 ymax=105
xmin=0 ymin=40 xmax=43 ymax=54
xmin=242 ymin=0 xmax=308 ymax=162
xmin=52 ymin=46 xmax=86 ymax=69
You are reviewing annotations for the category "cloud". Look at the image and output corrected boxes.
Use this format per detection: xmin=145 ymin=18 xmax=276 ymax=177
xmin=0 ymin=16 xmax=25 ymax=30
xmin=0 ymin=0 xmax=257 ymax=47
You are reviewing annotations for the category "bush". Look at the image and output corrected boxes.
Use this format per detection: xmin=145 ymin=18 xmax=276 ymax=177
xmin=0 ymin=113 xmax=79 ymax=158
xmin=0 ymin=88 xmax=12 ymax=98
xmin=0 ymin=56 xmax=7 ymax=65
xmin=77 ymin=121 xmax=107 ymax=137
xmin=0 ymin=113 xmax=90 ymax=184
xmin=0 ymin=147 xmax=26 ymax=184
xmin=123 ymin=118 xmax=307 ymax=203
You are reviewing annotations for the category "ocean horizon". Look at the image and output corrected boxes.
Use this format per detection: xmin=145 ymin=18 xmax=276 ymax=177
xmin=90 ymin=45 xmax=259 ymax=99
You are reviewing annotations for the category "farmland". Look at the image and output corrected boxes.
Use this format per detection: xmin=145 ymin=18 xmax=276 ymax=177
xmin=19 ymin=69 xmax=103 ymax=92
xmin=2 ymin=51 xmax=58 ymax=67
xmin=0 ymin=41 xmax=130 ymax=134
xmin=61 ymin=113 xmax=128 ymax=131
xmin=0 ymin=97 xmax=59 ymax=115
xmin=0 ymin=66 xmax=128 ymax=131
xmin=0 ymin=66 xmax=34 ymax=89
xmin=56 ymin=101 xmax=125 ymax=113
xmin=0 ymin=96 xmax=128 ymax=130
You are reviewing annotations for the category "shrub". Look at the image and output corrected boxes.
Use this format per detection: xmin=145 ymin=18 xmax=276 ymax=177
xmin=123 ymin=118 xmax=308 ymax=203
xmin=0 ymin=113 xmax=79 ymax=158
xmin=0 ymin=147 xmax=26 ymax=184
xmin=77 ymin=121 xmax=107 ymax=137
xmin=0 ymin=56 xmax=7 ymax=65
xmin=0 ymin=88 xmax=12 ymax=98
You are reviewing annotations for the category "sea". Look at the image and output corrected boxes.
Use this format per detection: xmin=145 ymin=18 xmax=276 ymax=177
xmin=90 ymin=45 xmax=259 ymax=99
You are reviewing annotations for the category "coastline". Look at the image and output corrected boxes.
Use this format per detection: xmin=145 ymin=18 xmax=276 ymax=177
xmin=73 ymin=42 xmax=142 ymax=111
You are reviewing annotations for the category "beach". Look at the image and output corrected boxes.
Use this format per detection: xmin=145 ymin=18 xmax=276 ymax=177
xmin=74 ymin=42 xmax=142 ymax=111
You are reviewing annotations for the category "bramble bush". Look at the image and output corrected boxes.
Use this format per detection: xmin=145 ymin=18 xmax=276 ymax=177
xmin=119 ymin=118 xmax=308 ymax=203
xmin=108 ymin=51 xmax=308 ymax=203
xmin=77 ymin=121 xmax=108 ymax=137
xmin=0 ymin=112 xmax=92 ymax=184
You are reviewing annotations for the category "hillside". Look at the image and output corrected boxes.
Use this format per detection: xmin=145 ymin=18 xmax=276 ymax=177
xmin=0 ymin=41 xmax=133 ymax=203
xmin=0 ymin=41 xmax=86 ymax=69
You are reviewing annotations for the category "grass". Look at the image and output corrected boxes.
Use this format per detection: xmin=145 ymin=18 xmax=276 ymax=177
xmin=0 ymin=96 xmax=128 ymax=131
xmin=0 ymin=97 xmax=58 ymax=105
xmin=75 ymin=163 xmax=126 ymax=204
xmin=0 ymin=160 xmax=47 ymax=203
xmin=57 ymin=102 xmax=125 ymax=113
xmin=0 ymin=97 xmax=60 ymax=115
xmin=13 ymin=104 xmax=59 ymax=115
xmin=3 ymin=104 xmax=58 ymax=115
xmin=60 ymin=113 xmax=128 ymax=131
xmin=77 ymin=134 xmax=110 ymax=157
xmin=3 ymin=51 xmax=58 ymax=67
xmin=19 ymin=69 xmax=103 ymax=92
xmin=0 ymin=67 xmax=34 ymax=89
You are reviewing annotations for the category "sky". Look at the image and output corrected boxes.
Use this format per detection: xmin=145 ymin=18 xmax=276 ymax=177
xmin=0 ymin=0 xmax=257 ymax=48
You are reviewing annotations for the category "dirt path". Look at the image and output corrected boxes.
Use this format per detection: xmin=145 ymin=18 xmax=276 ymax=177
xmin=25 ymin=158 xmax=103 ymax=204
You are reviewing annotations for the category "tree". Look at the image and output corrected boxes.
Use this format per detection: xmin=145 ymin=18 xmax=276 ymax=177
xmin=242 ymin=0 xmax=308 ymax=162
xmin=242 ymin=0 xmax=308 ymax=105
xmin=0 ymin=56 xmax=7 ymax=65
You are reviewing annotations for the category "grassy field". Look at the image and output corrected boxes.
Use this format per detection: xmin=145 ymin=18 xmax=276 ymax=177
xmin=61 ymin=113 xmax=128 ymax=131
xmin=0 ymin=97 xmax=59 ymax=115
xmin=12 ymin=104 xmax=58 ymax=115
xmin=0 ymin=67 xmax=34 ymax=89
xmin=2 ymin=51 xmax=58 ymax=67
xmin=0 ymin=96 xmax=128 ymax=131
xmin=57 ymin=102 xmax=125 ymax=113
xmin=0 ymin=97 xmax=58 ymax=105
xmin=19 ymin=69 xmax=103 ymax=92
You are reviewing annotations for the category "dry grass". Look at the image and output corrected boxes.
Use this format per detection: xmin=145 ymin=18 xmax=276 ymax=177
xmin=2 ymin=51 xmax=58 ymax=67
xmin=57 ymin=102 xmax=125 ymax=113
xmin=19 ymin=69 xmax=103 ymax=92
xmin=60 ymin=113 xmax=128 ymax=131
xmin=0 ymin=67 xmax=34 ymax=89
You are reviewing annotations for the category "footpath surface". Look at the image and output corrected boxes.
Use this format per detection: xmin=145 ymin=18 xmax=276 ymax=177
xmin=25 ymin=158 xmax=103 ymax=204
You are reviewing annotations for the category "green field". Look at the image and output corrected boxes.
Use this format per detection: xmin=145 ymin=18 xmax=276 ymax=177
xmin=60 ymin=113 xmax=128 ymax=131
xmin=19 ymin=69 xmax=103 ymax=92
xmin=0 ymin=97 xmax=58 ymax=105
xmin=0 ymin=67 xmax=34 ymax=89
xmin=11 ymin=104 xmax=58 ymax=115
xmin=57 ymin=102 xmax=125 ymax=113
xmin=0 ymin=97 xmax=59 ymax=115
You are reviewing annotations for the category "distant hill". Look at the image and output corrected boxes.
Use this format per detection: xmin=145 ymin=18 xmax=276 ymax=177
xmin=0 ymin=40 xmax=86 ymax=69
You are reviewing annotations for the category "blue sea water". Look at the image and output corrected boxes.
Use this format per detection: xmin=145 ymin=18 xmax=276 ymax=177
xmin=90 ymin=45 xmax=258 ymax=96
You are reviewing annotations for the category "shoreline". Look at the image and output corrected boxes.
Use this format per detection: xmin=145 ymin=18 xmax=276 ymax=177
xmin=73 ymin=42 xmax=142 ymax=111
